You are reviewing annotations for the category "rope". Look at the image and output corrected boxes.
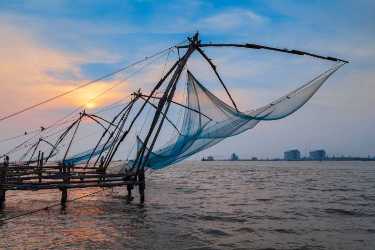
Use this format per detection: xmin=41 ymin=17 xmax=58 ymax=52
xmin=0 ymin=41 xmax=185 ymax=124
xmin=12 ymin=52 xmax=168 ymax=158
xmin=0 ymin=47 xmax=171 ymax=151
xmin=0 ymin=188 xmax=108 ymax=223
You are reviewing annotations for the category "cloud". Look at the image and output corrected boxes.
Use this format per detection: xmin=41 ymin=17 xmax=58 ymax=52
xmin=0 ymin=19 xmax=131 ymax=133
xmin=0 ymin=22 xmax=79 ymax=103
xmin=198 ymin=9 xmax=268 ymax=31
xmin=0 ymin=1 xmax=374 ymax=158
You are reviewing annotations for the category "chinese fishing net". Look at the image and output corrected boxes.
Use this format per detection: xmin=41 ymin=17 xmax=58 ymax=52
xmin=135 ymin=62 xmax=344 ymax=170
xmin=64 ymin=62 xmax=343 ymax=169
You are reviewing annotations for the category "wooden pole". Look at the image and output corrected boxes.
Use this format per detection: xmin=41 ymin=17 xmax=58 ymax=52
xmin=101 ymin=59 xmax=181 ymax=169
xmin=38 ymin=152 xmax=43 ymax=183
xmin=0 ymin=156 xmax=9 ymax=208
xmin=194 ymin=47 xmax=238 ymax=111
xmin=138 ymin=168 xmax=145 ymax=204
xmin=62 ymin=113 xmax=83 ymax=163
xmin=61 ymin=188 xmax=67 ymax=205
xmin=135 ymin=33 xmax=198 ymax=173
xmin=127 ymin=182 xmax=133 ymax=202
xmin=37 ymin=150 xmax=41 ymax=167
xmin=130 ymin=34 xmax=199 ymax=204
xmin=176 ymin=42 xmax=349 ymax=63
xmin=60 ymin=163 xmax=69 ymax=205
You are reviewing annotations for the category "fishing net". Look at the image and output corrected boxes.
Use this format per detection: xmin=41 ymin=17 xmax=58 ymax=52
xmin=63 ymin=141 xmax=112 ymax=165
xmin=64 ymin=61 xmax=343 ymax=169
xmin=137 ymin=62 xmax=344 ymax=169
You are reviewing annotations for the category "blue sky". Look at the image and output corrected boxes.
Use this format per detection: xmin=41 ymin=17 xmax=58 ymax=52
xmin=0 ymin=0 xmax=374 ymax=159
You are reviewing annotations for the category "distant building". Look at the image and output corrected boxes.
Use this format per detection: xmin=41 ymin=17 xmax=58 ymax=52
xmin=202 ymin=156 xmax=214 ymax=161
xmin=230 ymin=153 xmax=239 ymax=161
xmin=309 ymin=150 xmax=326 ymax=161
xmin=284 ymin=149 xmax=301 ymax=161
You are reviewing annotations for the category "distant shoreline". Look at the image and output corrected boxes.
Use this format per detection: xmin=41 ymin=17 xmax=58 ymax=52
xmin=201 ymin=159 xmax=375 ymax=162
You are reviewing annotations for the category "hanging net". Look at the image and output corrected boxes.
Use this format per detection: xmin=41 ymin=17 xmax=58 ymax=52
xmin=136 ymin=62 xmax=344 ymax=170
xmin=63 ymin=141 xmax=113 ymax=165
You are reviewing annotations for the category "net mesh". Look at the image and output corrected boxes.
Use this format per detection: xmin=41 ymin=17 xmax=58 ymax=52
xmin=63 ymin=141 xmax=113 ymax=165
xmin=64 ymin=62 xmax=343 ymax=168
xmin=137 ymin=62 xmax=344 ymax=169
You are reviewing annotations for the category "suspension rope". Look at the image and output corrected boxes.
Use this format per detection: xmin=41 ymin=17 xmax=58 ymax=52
xmin=0 ymin=43 xmax=184 ymax=124
xmin=0 ymin=46 xmax=172 ymax=148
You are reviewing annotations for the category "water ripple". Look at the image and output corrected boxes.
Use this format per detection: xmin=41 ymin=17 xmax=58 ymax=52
xmin=1 ymin=161 xmax=374 ymax=250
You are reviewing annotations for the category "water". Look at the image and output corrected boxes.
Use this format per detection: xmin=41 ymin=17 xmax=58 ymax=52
xmin=1 ymin=161 xmax=375 ymax=250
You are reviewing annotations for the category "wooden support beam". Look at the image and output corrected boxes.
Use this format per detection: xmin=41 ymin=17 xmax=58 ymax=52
xmin=6 ymin=164 xmax=102 ymax=170
xmin=5 ymin=172 xmax=130 ymax=182
xmin=0 ymin=156 xmax=9 ymax=208
xmin=176 ymin=43 xmax=349 ymax=63
xmin=5 ymin=177 xmax=126 ymax=186
xmin=5 ymin=180 xmax=137 ymax=190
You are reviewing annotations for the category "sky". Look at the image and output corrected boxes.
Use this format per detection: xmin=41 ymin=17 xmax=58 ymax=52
xmin=0 ymin=0 xmax=374 ymax=159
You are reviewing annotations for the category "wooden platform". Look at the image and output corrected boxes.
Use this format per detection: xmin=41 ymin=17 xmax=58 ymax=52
xmin=0 ymin=157 xmax=143 ymax=207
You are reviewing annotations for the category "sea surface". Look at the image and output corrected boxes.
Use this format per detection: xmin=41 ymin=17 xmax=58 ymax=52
xmin=1 ymin=161 xmax=375 ymax=250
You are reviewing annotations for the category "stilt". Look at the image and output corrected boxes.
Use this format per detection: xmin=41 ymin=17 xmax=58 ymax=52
xmin=0 ymin=187 xmax=5 ymax=208
xmin=98 ymin=156 xmax=105 ymax=183
xmin=0 ymin=156 xmax=9 ymax=208
xmin=61 ymin=188 xmax=67 ymax=205
xmin=138 ymin=168 xmax=145 ymax=204
xmin=0 ymin=191 xmax=5 ymax=208
xmin=0 ymin=167 xmax=4 ymax=207
xmin=38 ymin=151 xmax=43 ymax=183
xmin=60 ymin=163 xmax=70 ymax=206
xmin=127 ymin=183 xmax=134 ymax=202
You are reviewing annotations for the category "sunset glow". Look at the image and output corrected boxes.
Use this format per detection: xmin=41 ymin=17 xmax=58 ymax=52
xmin=0 ymin=2 xmax=374 ymax=249
xmin=85 ymin=101 xmax=96 ymax=109
xmin=0 ymin=0 xmax=373 ymax=159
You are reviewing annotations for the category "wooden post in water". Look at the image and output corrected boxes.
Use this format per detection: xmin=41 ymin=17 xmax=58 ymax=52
xmin=127 ymin=184 xmax=133 ymax=202
xmin=60 ymin=163 xmax=69 ymax=205
xmin=98 ymin=156 xmax=105 ymax=183
xmin=125 ymin=169 xmax=134 ymax=202
xmin=37 ymin=151 xmax=41 ymax=167
xmin=61 ymin=189 xmax=67 ymax=205
xmin=138 ymin=168 xmax=145 ymax=204
xmin=60 ymin=112 xmax=82 ymax=206
xmin=38 ymin=151 xmax=43 ymax=183
xmin=0 ymin=156 xmax=9 ymax=208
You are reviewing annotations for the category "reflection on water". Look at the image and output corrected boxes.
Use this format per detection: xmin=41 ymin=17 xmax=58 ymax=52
xmin=1 ymin=161 xmax=375 ymax=249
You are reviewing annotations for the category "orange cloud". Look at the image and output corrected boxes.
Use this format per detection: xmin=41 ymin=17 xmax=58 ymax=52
xmin=0 ymin=21 xmax=130 ymax=118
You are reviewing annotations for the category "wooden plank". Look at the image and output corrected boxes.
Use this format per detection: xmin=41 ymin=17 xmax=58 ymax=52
xmin=7 ymin=177 xmax=126 ymax=186
xmin=5 ymin=172 xmax=130 ymax=182
xmin=4 ymin=180 xmax=138 ymax=190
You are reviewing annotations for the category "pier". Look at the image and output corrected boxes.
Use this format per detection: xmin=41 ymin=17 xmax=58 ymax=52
xmin=0 ymin=155 xmax=144 ymax=208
